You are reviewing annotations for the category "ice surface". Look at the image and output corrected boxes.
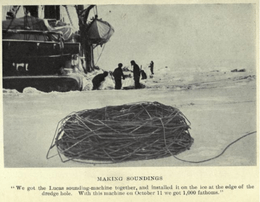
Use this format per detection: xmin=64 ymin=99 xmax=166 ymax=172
xmin=2 ymin=67 xmax=257 ymax=167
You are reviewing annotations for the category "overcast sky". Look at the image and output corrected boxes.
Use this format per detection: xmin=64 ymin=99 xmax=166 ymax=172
xmin=92 ymin=4 xmax=256 ymax=72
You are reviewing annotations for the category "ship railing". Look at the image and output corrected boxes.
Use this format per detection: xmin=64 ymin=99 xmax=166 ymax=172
xmin=3 ymin=29 xmax=63 ymax=42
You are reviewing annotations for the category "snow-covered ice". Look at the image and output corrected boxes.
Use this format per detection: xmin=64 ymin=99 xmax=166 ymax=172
xmin=2 ymin=67 xmax=257 ymax=167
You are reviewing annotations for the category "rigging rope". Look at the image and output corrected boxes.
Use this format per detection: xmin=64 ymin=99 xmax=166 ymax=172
xmin=64 ymin=5 xmax=74 ymax=27
xmin=94 ymin=44 xmax=106 ymax=66
xmin=95 ymin=5 xmax=98 ymax=17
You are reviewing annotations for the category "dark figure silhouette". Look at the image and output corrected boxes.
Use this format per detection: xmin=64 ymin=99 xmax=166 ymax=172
xmin=140 ymin=70 xmax=147 ymax=80
xmin=130 ymin=60 xmax=141 ymax=89
xmin=149 ymin=61 xmax=154 ymax=74
xmin=113 ymin=63 xmax=125 ymax=89
xmin=92 ymin=71 xmax=108 ymax=90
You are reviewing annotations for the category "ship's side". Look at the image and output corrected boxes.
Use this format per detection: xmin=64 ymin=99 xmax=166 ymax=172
xmin=2 ymin=6 xmax=84 ymax=92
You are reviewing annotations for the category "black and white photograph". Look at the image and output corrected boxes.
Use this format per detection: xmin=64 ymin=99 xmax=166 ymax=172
xmin=1 ymin=1 xmax=259 ymax=201
xmin=2 ymin=3 xmax=257 ymax=167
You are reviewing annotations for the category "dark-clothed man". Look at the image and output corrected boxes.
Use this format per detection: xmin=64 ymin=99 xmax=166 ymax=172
xmin=149 ymin=61 xmax=154 ymax=74
xmin=130 ymin=60 xmax=141 ymax=89
xmin=113 ymin=63 xmax=125 ymax=89
xmin=92 ymin=71 xmax=108 ymax=90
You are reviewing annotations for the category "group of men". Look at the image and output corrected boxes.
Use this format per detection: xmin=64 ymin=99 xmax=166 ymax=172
xmin=92 ymin=60 xmax=154 ymax=90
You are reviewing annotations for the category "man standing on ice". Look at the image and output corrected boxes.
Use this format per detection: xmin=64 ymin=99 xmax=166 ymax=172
xmin=113 ymin=63 xmax=125 ymax=89
xmin=130 ymin=60 xmax=141 ymax=89
xmin=149 ymin=61 xmax=154 ymax=75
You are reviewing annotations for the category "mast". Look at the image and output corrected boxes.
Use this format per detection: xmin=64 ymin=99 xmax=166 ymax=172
xmin=75 ymin=5 xmax=95 ymax=73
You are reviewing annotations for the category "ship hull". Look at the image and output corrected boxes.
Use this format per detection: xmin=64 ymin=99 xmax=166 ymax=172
xmin=3 ymin=75 xmax=84 ymax=92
